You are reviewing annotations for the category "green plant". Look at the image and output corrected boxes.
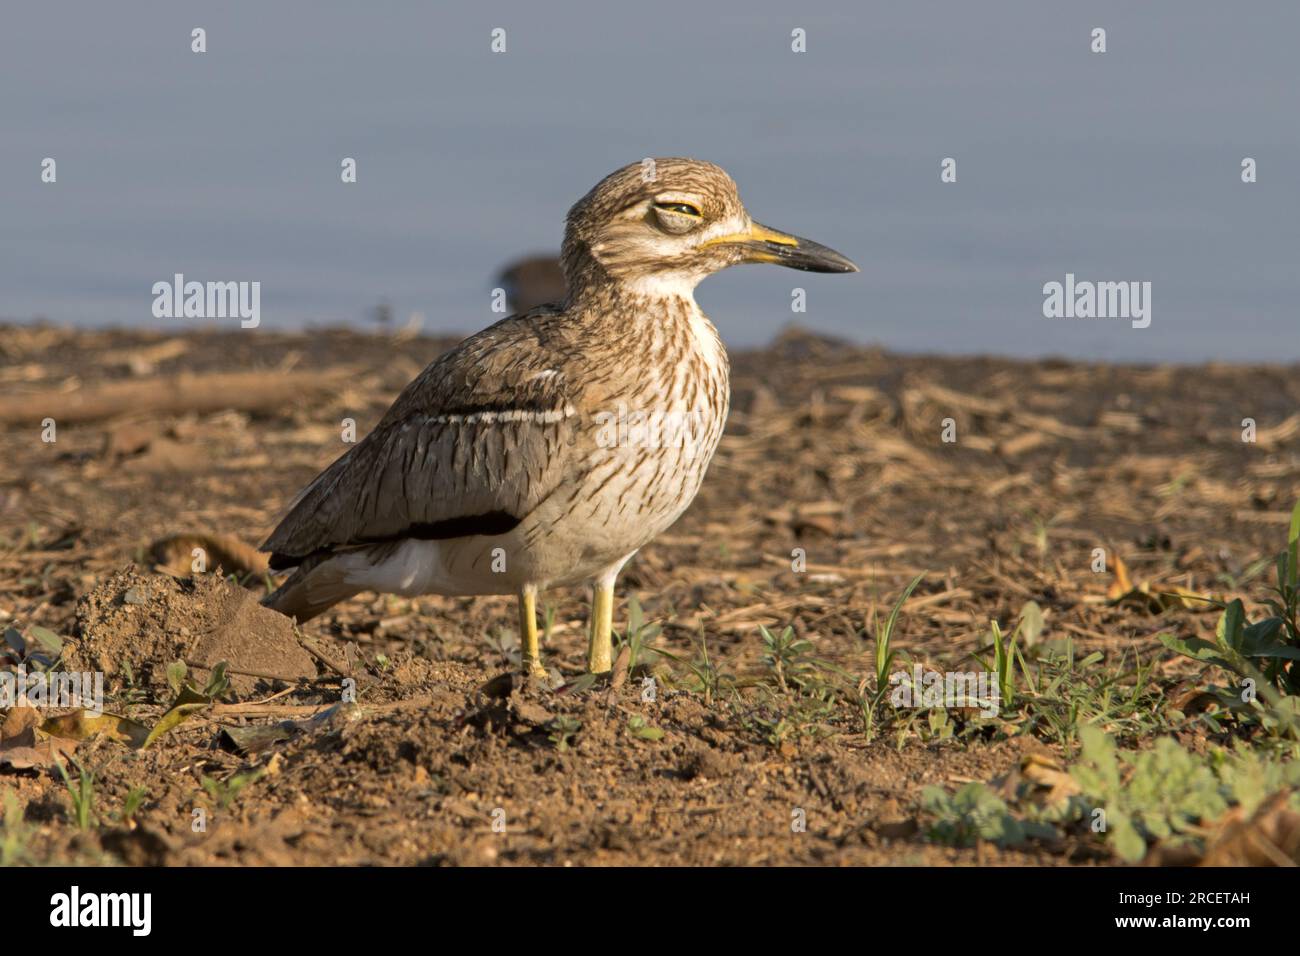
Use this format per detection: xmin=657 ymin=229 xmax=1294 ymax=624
xmin=54 ymin=758 xmax=96 ymax=830
xmin=1160 ymin=499 xmax=1300 ymax=734
xmin=114 ymin=787 xmax=148 ymax=825
xmin=1071 ymin=728 xmax=1300 ymax=861
xmin=922 ymin=729 xmax=1300 ymax=861
xmin=618 ymin=597 xmax=663 ymax=672
xmin=857 ymin=572 xmax=925 ymax=740
xmin=141 ymin=660 xmax=233 ymax=749
xmin=625 ymin=715 xmax=664 ymax=741
xmin=201 ymin=767 xmax=265 ymax=810
xmin=874 ymin=573 xmax=924 ymax=689
xmin=166 ymin=660 xmax=188 ymax=697
xmin=922 ymin=782 xmax=1054 ymax=848
xmin=1015 ymin=641 xmax=1163 ymax=745
xmin=925 ymin=707 xmax=955 ymax=741
xmin=1 ymin=792 xmax=32 ymax=866
xmin=485 ymin=627 xmax=521 ymax=669
xmin=116 ymin=660 xmax=149 ymax=708
xmin=741 ymin=681 xmax=840 ymax=748
xmin=547 ymin=716 xmax=581 ymax=752
xmin=758 ymin=624 xmax=812 ymax=693
xmin=989 ymin=619 xmax=1017 ymax=711
xmin=655 ymin=629 xmax=731 ymax=706
xmin=542 ymin=601 xmax=557 ymax=646
xmin=1 ymin=623 xmax=62 ymax=672
xmin=1071 ymin=726 xmax=1226 ymax=861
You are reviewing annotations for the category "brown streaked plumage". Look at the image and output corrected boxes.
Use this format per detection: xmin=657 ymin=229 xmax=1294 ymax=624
xmin=262 ymin=157 xmax=857 ymax=675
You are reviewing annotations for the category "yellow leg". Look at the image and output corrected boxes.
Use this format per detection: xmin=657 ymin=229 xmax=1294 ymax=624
xmin=587 ymin=580 xmax=614 ymax=673
xmin=518 ymin=585 xmax=547 ymax=678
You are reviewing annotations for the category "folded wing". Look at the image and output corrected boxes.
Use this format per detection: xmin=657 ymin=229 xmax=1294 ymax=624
xmin=261 ymin=310 xmax=582 ymax=569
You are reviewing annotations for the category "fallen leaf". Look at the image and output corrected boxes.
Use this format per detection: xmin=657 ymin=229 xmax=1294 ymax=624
xmin=0 ymin=725 xmax=77 ymax=770
xmin=1019 ymin=752 xmax=1080 ymax=807
xmin=1 ymin=706 xmax=40 ymax=742
xmin=1199 ymin=792 xmax=1300 ymax=866
xmin=220 ymin=703 xmax=358 ymax=754
xmin=1107 ymin=555 xmax=1214 ymax=613
xmin=40 ymin=711 xmax=150 ymax=748
xmin=610 ymin=645 xmax=632 ymax=691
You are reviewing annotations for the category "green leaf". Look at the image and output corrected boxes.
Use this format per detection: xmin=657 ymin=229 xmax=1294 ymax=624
xmin=1216 ymin=600 xmax=1246 ymax=652
xmin=201 ymin=661 xmax=231 ymax=699
xmin=142 ymin=684 xmax=213 ymax=749
xmin=1288 ymin=498 xmax=1300 ymax=590
xmin=877 ymin=572 xmax=925 ymax=683
xmin=1158 ymin=632 xmax=1236 ymax=671
xmin=560 ymin=673 xmax=599 ymax=695
xmin=627 ymin=597 xmax=644 ymax=637
xmin=626 ymin=716 xmax=665 ymax=741
xmin=1017 ymin=600 xmax=1045 ymax=647
xmin=1110 ymin=811 xmax=1147 ymax=862
xmin=166 ymin=661 xmax=187 ymax=697
xmin=3 ymin=628 xmax=27 ymax=655
xmin=1239 ymin=619 xmax=1300 ymax=661
xmin=1076 ymin=725 xmax=1121 ymax=792
xmin=27 ymin=625 xmax=63 ymax=658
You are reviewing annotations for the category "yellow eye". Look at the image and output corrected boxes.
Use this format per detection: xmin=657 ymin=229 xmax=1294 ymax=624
xmin=653 ymin=201 xmax=701 ymax=217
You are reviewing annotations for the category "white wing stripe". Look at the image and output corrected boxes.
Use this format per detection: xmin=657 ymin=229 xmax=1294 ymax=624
xmin=408 ymin=404 xmax=577 ymax=427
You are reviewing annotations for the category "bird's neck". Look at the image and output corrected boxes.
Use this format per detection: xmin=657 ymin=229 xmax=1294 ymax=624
xmin=563 ymin=244 xmax=703 ymax=317
xmin=592 ymin=283 xmax=730 ymax=389
xmin=569 ymin=279 xmax=701 ymax=334
xmin=568 ymin=265 xmax=705 ymax=316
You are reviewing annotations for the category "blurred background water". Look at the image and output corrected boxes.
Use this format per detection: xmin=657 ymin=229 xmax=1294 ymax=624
xmin=2 ymin=0 xmax=1296 ymax=362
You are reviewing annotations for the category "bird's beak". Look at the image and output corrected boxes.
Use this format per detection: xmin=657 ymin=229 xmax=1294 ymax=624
xmin=703 ymin=222 xmax=859 ymax=273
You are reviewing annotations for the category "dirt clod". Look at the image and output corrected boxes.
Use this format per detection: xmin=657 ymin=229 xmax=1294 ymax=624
xmin=70 ymin=566 xmax=317 ymax=694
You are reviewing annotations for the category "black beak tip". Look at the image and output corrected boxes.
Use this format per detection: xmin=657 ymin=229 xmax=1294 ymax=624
xmin=816 ymin=244 xmax=859 ymax=274
xmin=765 ymin=236 xmax=859 ymax=274
xmin=800 ymin=250 xmax=859 ymax=274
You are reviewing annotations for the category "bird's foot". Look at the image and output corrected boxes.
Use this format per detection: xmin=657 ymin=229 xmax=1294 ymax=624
xmin=523 ymin=658 xmax=550 ymax=682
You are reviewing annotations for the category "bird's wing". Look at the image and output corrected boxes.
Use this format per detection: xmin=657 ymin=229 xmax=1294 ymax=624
xmin=261 ymin=310 xmax=583 ymax=569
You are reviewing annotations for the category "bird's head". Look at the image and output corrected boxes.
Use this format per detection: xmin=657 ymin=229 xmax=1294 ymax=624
xmin=561 ymin=157 xmax=857 ymax=299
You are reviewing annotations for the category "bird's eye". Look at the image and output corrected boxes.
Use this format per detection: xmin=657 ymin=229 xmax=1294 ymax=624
xmin=653 ymin=201 xmax=701 ymax=217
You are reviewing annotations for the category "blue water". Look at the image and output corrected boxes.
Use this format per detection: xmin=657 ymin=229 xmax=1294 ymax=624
xmin=2 ymin=0 xmax=1296 ymax=362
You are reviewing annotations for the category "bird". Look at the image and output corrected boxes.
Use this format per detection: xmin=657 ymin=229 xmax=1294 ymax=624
xmin=495 ymin=254 xmax=566 ymax=314
xmin=260 ymin=157 xmax=857 ymax=677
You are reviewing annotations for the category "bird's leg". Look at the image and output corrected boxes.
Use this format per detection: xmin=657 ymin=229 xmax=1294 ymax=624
xmin=518 ymin=585 xmax=547 ymax=678
xmin=587 ymin=580 xmax=615 ymax=673
xmin=586 ymin=554 xmax=635 ymax=674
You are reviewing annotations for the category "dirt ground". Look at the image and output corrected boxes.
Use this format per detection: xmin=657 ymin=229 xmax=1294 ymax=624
xmin=2 ymin=322 xmax=1298 ymax=866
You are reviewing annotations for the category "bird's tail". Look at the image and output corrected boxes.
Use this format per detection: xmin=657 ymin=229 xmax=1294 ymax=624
xmin=261 ymin=554 xmax=360 ymax=623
